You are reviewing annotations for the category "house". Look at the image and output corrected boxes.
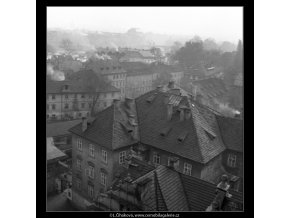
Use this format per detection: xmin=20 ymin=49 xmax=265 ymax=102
xmin=69 ymin=98 xmax=140 ymax=210
xmin=47 ymin=137 xmax=68 ymax=194
xmin=120 ymin=50 xmax=156 ymax=64
xmin=68 ymin=81 xmax=243 ymax=210
xmin=216 ymin=115 xmax=243 ymax=192
xmin=89 ymin=163 xmax=243 ymax=211
xmin=46 ymin=119 xmax=85 ymax=158
xmin=46 ymin=80 xmax=121 ymax=121
xmin=85 ymin=60 xmax=127 ymax=98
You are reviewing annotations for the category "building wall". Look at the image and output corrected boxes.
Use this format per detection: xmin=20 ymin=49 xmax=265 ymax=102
xmin=138 ymin=145 xmax=203 ymax=179
xmin=71 ymin=134 xmax=133 ymax=209
xmin=170 ymin=71 xmax=184 ymax=86
xmin=200 ymin=154 xmax=224 ymax=183
xmin=125 ymin=74 xmax=155 ymax=98
xmin=46 ymin=91 xmax=121 ymax=120
xmin=103 ymin=72 xmax=126 ymax=99
xmin=222 ymin=150 xmax=243 ymax=178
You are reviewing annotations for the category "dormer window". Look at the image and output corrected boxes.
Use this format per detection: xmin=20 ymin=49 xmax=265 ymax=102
xmin=205 ymin=130 xmax=216 ymax=140
xmin=177 ymin=131 xmax=188 ymax=142
xmin=227 ymin=154 xmax=237 ymax=168
xmin=160 ymin=126 xmax=172 ymax=136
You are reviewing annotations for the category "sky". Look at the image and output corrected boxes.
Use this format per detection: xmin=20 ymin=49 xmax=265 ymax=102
xmin=47 ymin=7 xmax=243 ymax=43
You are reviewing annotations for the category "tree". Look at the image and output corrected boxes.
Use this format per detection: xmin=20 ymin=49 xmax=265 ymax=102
xmin=47 ymin=44 xmax=55 ymax=53
xmin=233 ymin=40 xmax=243 ymax=72
xmin=60 ymin=38 xmax=74 ymax=53
xmin=173 ymin=40 xmax=204 ymax=67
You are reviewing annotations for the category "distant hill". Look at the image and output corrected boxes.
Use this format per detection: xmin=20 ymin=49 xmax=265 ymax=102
xmin=47 ymin=28 xmax=237 ymax=53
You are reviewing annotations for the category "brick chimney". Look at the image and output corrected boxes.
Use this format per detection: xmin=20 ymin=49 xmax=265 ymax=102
xmin=168 ymin=157 xmax=179 ymax=171
xmin=113 ymin=99 xmax=121 ymax=109
xmin=125 ymin=97 xmax=134 ymax=109
xmin=82 ymin=117 xmax=87 ymax=132
xmin=184 ymin=108 xmax=192 ymax=120
xmin=156 ymin=85 xmax=163 ymax=92
xmin=168 ymin=80 xmax=175 ymax=89
xmin=166 ymin=103 xmax=173 ymax=121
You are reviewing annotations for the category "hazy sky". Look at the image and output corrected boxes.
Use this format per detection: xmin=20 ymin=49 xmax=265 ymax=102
xmin=47 ymin=7 xmax=243 ymax=43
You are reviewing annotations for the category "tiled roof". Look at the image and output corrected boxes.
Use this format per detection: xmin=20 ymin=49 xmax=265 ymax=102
xmin=133 ymin=165 xmax=243 ymax=211
xmin=135 ymin=90 xmax=225 ymax=163
xmin=180 ymin=170 xmax=243 ymax=211
xmin=69 ymin=101 xmax=139 ymax=150
xmin=46 ymin=79 xmax=120 ymax=94
xmin=192 ymin=78 xmax=228 ymax=100
xmin=216 ymin=115 xmax=243 ymax=152
xmin=46 ymin=119 xmax=82 ymax=137
xmin=47 ymin=137 xmax=67 ymax=163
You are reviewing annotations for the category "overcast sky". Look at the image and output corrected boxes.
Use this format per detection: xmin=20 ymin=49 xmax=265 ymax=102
xmin=47 ymin=7 xmax=243 ymax=43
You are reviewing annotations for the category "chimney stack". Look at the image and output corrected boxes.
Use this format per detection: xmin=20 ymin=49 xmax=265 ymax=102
xmin=125 ymin=97 xmax=134 ymax=109
xmin=156 ymin=85 xmax=163 ymax=92
xmin=167 ymin=103 xmax=173 ymax=121
xmin=168 ymin=157 xmax=179 ymax=170
xmin=184 ymin=108 xmax=191 ymax=120
xmin=113 ymin=99 xmax=121 ymax=109
xmin=82 ymin=117 xmax=88 ymax=132
xmin=168 ymin=80 xmax=175 ymax=89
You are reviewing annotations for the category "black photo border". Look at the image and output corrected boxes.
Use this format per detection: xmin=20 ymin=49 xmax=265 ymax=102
xmin=37 ymin=1 xmax=253 ymax=217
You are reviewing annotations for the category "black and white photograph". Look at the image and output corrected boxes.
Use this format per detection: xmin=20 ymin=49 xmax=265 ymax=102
xmin=45 ymin=6 xmax=245 ymax=213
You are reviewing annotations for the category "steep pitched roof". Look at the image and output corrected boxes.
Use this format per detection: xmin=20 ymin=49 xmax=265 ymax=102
xmin=69 ymin=101 xmax=139 ymax=150
xmin=135 ymin=90 xmax=225 ymax=163
xmin=133 ymin=165 xmax=243 ymax=211
xmin=216 ymin=115 xmax=243 ymax=152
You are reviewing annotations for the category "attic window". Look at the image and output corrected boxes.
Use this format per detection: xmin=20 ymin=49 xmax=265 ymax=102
xmin=177 ymin=131 xmax=188 ymax=142
xmin=160 ymin=126 xmax=172 ymax=136
xmin=205 ymin=130 xmax=216 ymax=140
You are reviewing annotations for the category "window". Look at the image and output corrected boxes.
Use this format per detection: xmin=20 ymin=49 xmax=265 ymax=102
xmin=88 ymin=166 xmax=94 ymax=179
xmin=183 ymin=163 xmax=192 ymax=176
xmin=153 ymin=153 xmax=160 ymax=165
xmin=81 ymin=103 xmax=85 ymax=108
xmin=76 ymin=159 xmax=81 ymax=170
xmin=52 ymin=94 xmax=55 ymax=100
xmin=167 ymin=157 xmax=179 ymax=168
xmin=88 ymin=185 xmax=94 ymax=198
xmin=103 ymin=102 xmax=107 ymax=108
xmin=65 ymin=94 xmax=68 ymax=99
xmin=77 ymin=138 xmax=82 ymax=151
xmin=81 ymin=94 xmax=85 ymax=98
xmin=78 ymin=113 xmax=82 ymax=117
xmin=119 ymin=151 xmax=126 ymax=164
xmin=76 ymin=179 xmax=81 ymax=189
xmin=52 ymin=104 xmax=56 ymax=110
xmin=89 ymin=103 xmax=92 ymax=108
xmin=227 ymin=154 xmax=237 ymax=168
xmin=46 ymin=114 xmax=49 ymax=119
xmin=64 ymin=103 xmax=69 ymax=109
xmin=101 ymin=172 xmax=107 ymax=187
xmin=89 ymin=144 xmax=95 ymax=158
xmin=102 ymin=150 xmax=107 ymax=163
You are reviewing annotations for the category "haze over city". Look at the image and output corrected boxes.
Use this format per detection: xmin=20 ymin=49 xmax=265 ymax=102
xmin=47 ymin=7 xmax=243 ymax=43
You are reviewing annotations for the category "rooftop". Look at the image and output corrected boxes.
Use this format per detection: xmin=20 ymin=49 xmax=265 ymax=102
xmin=46 ymin=119 xmax=84 ymax=137
xmin=134 ymin=165 xmax=243 ymax=211
xmin=47 ymin=137 xmax=67 ymax=163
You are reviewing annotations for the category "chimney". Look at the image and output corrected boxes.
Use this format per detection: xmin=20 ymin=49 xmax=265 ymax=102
xmin=113 ymin=99 xmax=121 ymax=109
xmin=184 ymin=108 xmax=192 ymax=120
xmin=180 ymin=108 xmax=185 ymax=121
xmin=82 ymin=117 xmax=87 ymax=132
xmin=125 ymin=97 xmax=134 ymax=109
xmin=166 ymin=103 xmax=173 ymax=121
xmin=168 ymin=80 xmax=175 ymax=89
xmin=156 ymin=85 xmax=163 ymax=92
xmin=168 ymin=157 xmax=179 ymax=170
